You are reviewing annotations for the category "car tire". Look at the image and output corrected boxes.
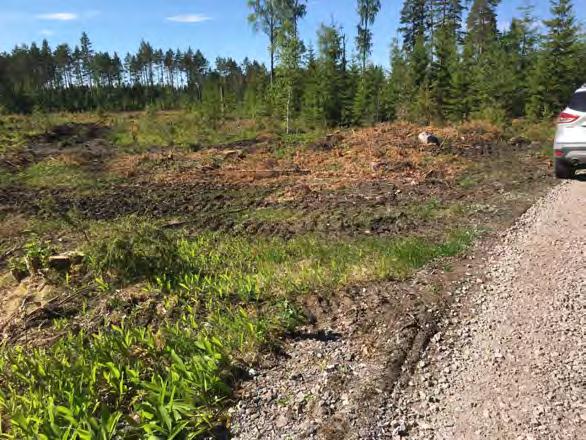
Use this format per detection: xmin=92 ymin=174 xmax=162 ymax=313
xmin=554 ymin=159 xmax=576 ymax=179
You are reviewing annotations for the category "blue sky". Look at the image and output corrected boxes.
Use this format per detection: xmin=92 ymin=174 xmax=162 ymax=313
xmin=0 ymin=1 xmax=584 ymax=67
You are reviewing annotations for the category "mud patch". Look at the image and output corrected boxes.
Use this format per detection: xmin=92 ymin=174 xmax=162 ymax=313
xmin=0 ymin=181 xmax=272 ymax=223
xmin=1 ymin=123 xmax=114 ymax=174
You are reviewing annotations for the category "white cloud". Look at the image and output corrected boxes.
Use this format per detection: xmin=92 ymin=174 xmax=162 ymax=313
xmin=166 ymin=14 xmax=211 ymax=23
xmin=40 ymin=29 xmax=55 ymax=36
xmin=37 ymin=13 xmax=78 ymax=21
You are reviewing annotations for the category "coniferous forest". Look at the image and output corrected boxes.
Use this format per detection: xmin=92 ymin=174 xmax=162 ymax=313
xmin=0 ymin=0 xmax=585 ymax=125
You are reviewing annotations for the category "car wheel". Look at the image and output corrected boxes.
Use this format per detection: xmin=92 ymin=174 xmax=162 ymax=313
xmin=555 ymin=159 xmax=575 ymax=179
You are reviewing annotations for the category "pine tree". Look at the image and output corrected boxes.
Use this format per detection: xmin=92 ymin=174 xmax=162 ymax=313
xmin=280 ymin=0 xmax=307 ymax=36
xmin=79 ymin=32 xmax=94 ymax=87
xmin=466 ymin=0 xmax=500 ymax=57
xmin=356 ymin=0 xmax=381 ymax=72
xmin=54 ymin=44 xmax=73 ymax=88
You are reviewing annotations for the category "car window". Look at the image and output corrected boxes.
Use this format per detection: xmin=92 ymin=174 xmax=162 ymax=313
xmin=568 ymin=92 xmax=586 ymax=112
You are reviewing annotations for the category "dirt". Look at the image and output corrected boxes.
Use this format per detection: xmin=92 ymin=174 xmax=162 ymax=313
xmin=0 ymin=181 xmax=270 ymax=222
xmin=0 ymin=119 xmax=549 ymax=241
xmin=229 ymin=182 xmax=585 ymax=439
xmin=1 ymin=123 xmax=114 ymax=170
xmin=228 ymin=236 xmax=494 ymax=439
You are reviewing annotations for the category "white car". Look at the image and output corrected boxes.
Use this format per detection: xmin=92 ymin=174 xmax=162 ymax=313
xmin=554 ymin=84 xmax=586 ymax=179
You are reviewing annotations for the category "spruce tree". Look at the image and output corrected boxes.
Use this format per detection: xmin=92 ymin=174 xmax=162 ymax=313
xmin=301 ymin=45 xmax=324 ymax=126
xmin=317 ymin=24 xmax=344 ymax=125
xmin=385 ymin=41 xmax=415 ymax=120
xmin=430 ymin=22 xmax=458 ymax=121
xmin=428 ymin=0 xmax=463 ymax=121
xmin=526 ymin=0 xmax=580 ymax=118
xmin=444 ymin=47 xmax=472 ymax=121
xmin=410 ymin=33 xmax=430 ymax=89
xmin=500 ymin=9 xmax=539 ymax=117
xmin=353 ymin=65 xmax=385 ymax=125
xmin=399 ymin=0 xmax=429 ymax=51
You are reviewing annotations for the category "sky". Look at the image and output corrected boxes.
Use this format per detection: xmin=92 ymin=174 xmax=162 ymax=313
xmin=0 ymin=1 xmax=584 ymax=68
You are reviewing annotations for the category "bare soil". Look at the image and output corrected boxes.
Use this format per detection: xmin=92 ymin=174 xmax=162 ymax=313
xmin=0 ymin=121 xmax=549 ymax=239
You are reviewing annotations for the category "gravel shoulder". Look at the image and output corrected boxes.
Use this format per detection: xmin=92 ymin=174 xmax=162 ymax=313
xmin=230 ymin=181 xmax=585 ymax=439
xmin=392 ymin=181 xmax=586 ymax=439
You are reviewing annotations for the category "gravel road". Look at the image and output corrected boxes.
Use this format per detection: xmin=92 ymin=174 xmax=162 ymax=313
xmin=231 ymin=181 xmax=585 ymax=439
xmin=393 ymin=181 xmax=585 ymax=439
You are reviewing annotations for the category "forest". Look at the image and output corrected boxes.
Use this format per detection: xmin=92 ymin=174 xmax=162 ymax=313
xmin=0 ymin=0 xmax=584 ymax=126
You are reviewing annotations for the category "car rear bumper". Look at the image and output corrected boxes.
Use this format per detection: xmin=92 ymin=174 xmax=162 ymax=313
xmin=555 ymin=145 xmax=586 ymax=168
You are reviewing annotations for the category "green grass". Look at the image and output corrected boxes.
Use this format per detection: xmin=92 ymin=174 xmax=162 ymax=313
xmin=457 ymin=174 xmax=481 ymax=189
xmin=109 ymin=112 xmax=270 ymax=151
xmin=0 ymin=169 xmax=17 ymax=188
xmin=0 ymin=219 xmax=474 ymax=439
xmin=19 ymin=161 xmax=97 ymax=189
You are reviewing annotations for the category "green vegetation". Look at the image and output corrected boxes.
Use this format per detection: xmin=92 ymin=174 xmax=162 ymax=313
xmin=0 ymin=111 xmax=552 ymax=437
xmin=20 ymin=161 xmax=94 ymax=189
xmin=0 ymin=218 xmax=474 ymax=438
xmin=109 ymin=112 xmax=270 ymax=150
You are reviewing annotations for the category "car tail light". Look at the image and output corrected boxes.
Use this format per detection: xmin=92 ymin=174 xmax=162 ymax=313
xmin=558 ymin=112 xmax=579 ymax=124
xmin=554 ymin=150 xmax=564 ymax=157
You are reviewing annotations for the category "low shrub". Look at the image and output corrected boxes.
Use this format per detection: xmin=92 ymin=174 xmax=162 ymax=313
xmin=85 ymin=219 xmax=184 ymax=283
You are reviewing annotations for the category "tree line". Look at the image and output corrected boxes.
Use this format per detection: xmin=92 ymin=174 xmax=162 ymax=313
xmin=0 ymin=0 xmax=584 ymax=126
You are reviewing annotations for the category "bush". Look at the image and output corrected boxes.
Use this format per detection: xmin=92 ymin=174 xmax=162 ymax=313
xmin=86 ymin=219 xmax=184 ymax=283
